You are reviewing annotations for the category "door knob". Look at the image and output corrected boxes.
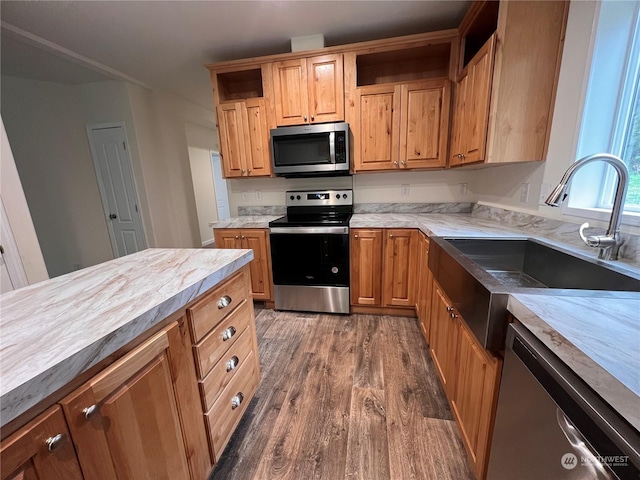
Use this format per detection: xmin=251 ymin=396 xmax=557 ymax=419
xmin=109 ymin=213 xmax=117 ymax=219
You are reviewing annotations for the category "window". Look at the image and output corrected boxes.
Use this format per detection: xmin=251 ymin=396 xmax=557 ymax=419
xmin=566 ymin=0 xmax=640 ymax=223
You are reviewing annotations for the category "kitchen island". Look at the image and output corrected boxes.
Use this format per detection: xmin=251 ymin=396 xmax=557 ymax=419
xmin=0 ymin=247 xmax=260 ymax=479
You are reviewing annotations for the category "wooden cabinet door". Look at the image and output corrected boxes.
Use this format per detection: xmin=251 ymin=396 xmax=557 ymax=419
xmin=242 ymin=99 xmax=272 ymax=177
xmin=1 ymin=406 xmax=83 ymax=480
xmin=240 ymin=229 xmax=272 ymax=301
xmin=354 ymin=84 xmax=402 ymax=171
xmin=350 ymin=229 xmax=384 ymax=306
xmin=400 ymin=80 xmax=451 ymax=169
xmin=217 ymin=103 xmax=247 ymax=178
xmin=271 ymin=59 xmax=309 ymax=126
xmin=463 ymin=35 xmax=496 ymax=164
xmin=306 ymin=54 xmax=344 ymax=123
xmin=382 ymin=229 xmax=418 ymax=307
xmin=416 ymin=234 xmax=432 ymax=342
xmin=214 ymin=229 xmax=242 ymax=249
xmin=429 ymin=282 xmax=460 ymax=398
xmin=451 ymin=322 xmax=501 ymax=480
xmin=60 ymin=322 xmax=210 ymax=480
xmin=449 ymin=71 xmax=469 ymax=167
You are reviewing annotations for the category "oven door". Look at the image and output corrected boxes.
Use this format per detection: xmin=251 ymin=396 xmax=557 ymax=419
xmin=269 ymin=226 xmax=350 ymax=313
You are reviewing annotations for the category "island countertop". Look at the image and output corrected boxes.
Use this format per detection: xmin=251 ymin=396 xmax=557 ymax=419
xmin=0 ymin=248 xmax=253 ymax=427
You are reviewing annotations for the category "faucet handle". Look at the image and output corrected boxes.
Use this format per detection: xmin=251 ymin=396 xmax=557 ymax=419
xmin=578 ymin=222 xmax=591 ymax=245
xmin=579 ymin=222 xmax=606 ymax=248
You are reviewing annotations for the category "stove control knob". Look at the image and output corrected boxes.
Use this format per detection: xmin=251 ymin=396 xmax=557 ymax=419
xmin=342 ymin=194 xmax=348 ymax=199
xmin=336 ymin=194 xmax=340 ymax=199
xmin=296 ymin=195 xmax=301 ymax=200
xmin=290 ymin=195 xmax=294 ymax=200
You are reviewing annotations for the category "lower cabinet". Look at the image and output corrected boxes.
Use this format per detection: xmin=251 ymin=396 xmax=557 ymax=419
xmin=213 ymin=228 xmax=273 ymax=301
xmin=429 ymin=279 xmax=502 ymax=480
xmin=0 ymin=405 xmax=83 ymax=480
xmin=60 ymin=321 xmax=210 ymax=480
xmin=350 ymin=228 xmax=419 ymax=311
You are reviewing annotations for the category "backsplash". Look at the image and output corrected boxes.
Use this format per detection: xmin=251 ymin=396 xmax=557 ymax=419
xmin=354 ymin=203 xmax=473 ymax=214
xmin=472 ymin=205 xmax=640 ymax=264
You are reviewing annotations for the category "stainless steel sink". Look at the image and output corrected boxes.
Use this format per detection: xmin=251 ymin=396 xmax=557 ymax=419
xmin=429 ymin=237 xmax=640 ymax=352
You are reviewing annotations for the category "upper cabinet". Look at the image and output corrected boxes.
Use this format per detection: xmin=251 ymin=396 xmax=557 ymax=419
xmin=344 ymin=35 xmax=458 ymax=172
xmin=270 ymin=54 xmax=344 ymax=126
xmin=210 ymin=66 xmax=273 ymax=178
xmin=450 ymin=0 xmax=569 ymax=166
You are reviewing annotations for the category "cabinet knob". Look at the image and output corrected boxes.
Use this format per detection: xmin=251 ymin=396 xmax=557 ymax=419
xmin=231 ymin=392 xmax=244 ymax=410
xmin=354 ymin=234 xmax=359 ymax=238
xmin=45 ymin=434 xmax=65 ymax=452
xmin=82 ymin=405 xmax=98 ymax=420
xmin=226 ymin=355 xmax=239 ymax=372
xmin=241 ymin=169 xmax=246 ymax=174
xmin=234 ymin=235 xmax=239 ymax=239
xmin=311 ymin=115 xmax=315 ymax=121
xmin=393 ymin=161 xmax=399 ymax=167
xmin=303 ymin=115 xmax=308 ymax=122
xmin=241 ymin=235 xmax=246 ymax=240
xmin=217 ymin=295 xmax=232 ymax=309
xmin=401 ymin=160 xmax=406 ymax=166
xmin=389 ymin=234 xmax=394 ymax=238
xmin=222 ymin=326 xmax=237 ymax=341
xmin=247 ymin=169 xmax=252 ymax=175
xmin=446 ymin=306 xmax=453 ymax=312
xmin=450 ymin=312 xmax=458 ymax=319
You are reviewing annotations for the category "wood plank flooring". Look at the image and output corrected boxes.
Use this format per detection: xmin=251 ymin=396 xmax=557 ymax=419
xmin=210 ymin=309 xmax=474 ymax=480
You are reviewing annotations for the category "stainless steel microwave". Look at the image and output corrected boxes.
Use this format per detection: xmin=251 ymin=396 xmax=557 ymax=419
xmin=270 ymin=122 xmax=349 ymax=177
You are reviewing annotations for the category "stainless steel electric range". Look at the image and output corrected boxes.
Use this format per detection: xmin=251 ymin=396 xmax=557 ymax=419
xmin=268 ymin=189 xmax=353 ymax=314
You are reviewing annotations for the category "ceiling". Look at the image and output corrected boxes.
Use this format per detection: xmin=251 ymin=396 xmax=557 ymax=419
xmin=1 ymin=1 xmax=469 ymax=110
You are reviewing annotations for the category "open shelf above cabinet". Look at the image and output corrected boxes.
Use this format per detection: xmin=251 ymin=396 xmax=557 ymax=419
xmin=460 ymin=1 xmax=499 ymax=69
xmin=356 ymin=44 xmax=451 ymax=86
xmin=215 ymin=68 xmax=264 ymax=102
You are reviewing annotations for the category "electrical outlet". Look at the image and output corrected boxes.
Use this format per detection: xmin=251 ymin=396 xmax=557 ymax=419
xmin=539 ymin=183 xmax=551 ymax=204
xmin=459 ymin=183 xmax=468 ymax=197
xmin=520 ymin=183 xmax=530 ymax=203
xmin=401 ymin=184 xmax=410 ymax=197
xmin=255 ymin=191 xmax=262 ymax=201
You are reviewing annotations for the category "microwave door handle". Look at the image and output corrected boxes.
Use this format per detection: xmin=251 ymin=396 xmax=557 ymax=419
xmin=329 ymin=131 xmax=336 ymax=164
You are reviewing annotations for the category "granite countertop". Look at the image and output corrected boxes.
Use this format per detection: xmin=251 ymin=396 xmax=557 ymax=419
xmin=0 ymin=248 xmax=253 ymax=427
xmin=508 ymin=294 xmax=640 ymax=432
xmin=210 ymin=216 xmax=281 ymax=229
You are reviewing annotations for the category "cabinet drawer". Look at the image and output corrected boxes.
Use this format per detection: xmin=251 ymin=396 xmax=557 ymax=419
xmin=193 ymin=300 xmax=252 ymax=378
xmin=199 ymin=328 xmax=255 ymax=410
xmin=205 ymin=352 xmax=259 ymax=461
xmin=188 ymin=270 xmax=248 ymax=342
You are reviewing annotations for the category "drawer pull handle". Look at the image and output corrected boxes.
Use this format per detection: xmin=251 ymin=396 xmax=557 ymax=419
xmin=82 ymin=405 xmax=98 ymax=420
xmin=217 ymin=295 xmax=232 ymax=309
xmin=45 ymin=434 xmax=65 ymax=452
xmin=222 ymin=326 xmax=237 ymax=341
xmin=231 ymin=392 xmax=244 ymax=410
xmin=226 ymin=356 xmax=239 ymax=372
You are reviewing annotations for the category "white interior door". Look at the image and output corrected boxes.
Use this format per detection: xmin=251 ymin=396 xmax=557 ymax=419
xmin=0 ymin=197 xmax=28 ymax=293
xmin=87 ymin=125 xmax=146 ymax=257
xmin=211 ymin=152 xmax=231 ymax=220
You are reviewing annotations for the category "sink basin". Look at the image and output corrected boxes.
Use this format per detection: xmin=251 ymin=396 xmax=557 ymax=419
xmin=429 ymin=237 xmax=640 ymax=352
xmin=445 ymin=238 xmax=640 ymax=292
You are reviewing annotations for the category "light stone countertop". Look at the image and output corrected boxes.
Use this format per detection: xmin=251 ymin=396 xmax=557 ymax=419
xmin=508 ymin=294 xmax=640 ymax=432
xmin=0 ymin=248 xmax=253 ymax=427
xmin=209 ymin=216 xmax=282 ymax=229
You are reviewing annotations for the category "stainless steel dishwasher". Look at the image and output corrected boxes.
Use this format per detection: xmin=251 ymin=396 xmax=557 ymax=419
xmin=487 ymin=323 xmax=640 ymax=480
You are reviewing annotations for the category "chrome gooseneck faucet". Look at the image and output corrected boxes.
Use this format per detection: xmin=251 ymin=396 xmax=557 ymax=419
xmin=545 ymin=153 xmax=629 ymax=260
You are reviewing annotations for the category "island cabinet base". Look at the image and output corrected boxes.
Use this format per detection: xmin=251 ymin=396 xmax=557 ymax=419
xmin=0 ymin=265 xmax=260 ymax=480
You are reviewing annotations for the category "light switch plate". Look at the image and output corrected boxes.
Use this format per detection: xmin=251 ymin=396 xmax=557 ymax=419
xmin=256 ymin=191 xmax=262 ymax=201
xmin=459 ymin=183 xmax=468 ymax=196
xmin=539 ymin=183 xmax=551 ymax=204
xmin=401 ymin=184 xmax=410 ymax=197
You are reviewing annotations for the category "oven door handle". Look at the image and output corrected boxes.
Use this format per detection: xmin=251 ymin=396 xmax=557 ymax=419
xmin=269 ymin=226 xmax=349 ymax=235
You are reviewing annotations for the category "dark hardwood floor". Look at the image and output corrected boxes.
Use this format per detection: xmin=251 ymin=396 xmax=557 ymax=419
xmin=210 ymin=308 xmax=474 ymax=480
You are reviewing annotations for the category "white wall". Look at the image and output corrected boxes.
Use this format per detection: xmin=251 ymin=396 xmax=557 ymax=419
xmin=1 ymin=75 xmax=114 ymax=277
xmin=472 ymin=2 xmax=640 ymax=235
xmin=228 ymin=169 xmax=476 ymax=215
xmin=185 ymin=122 xmax=219 ymax=245
xmin=126 ymin=84 xmax=216 ymax=248
xmin=0 ymin=116 xmax=48 ymax=284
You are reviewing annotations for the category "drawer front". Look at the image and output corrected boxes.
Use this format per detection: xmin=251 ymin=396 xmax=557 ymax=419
xmin=194 ymin=300 xmax=252 ymax=378
xmin=188 ymin=271 xmax=248 ymax=343
xmin=199 ymin=327 xmax=255 ymax=410
xmin=205 ymin=353 xmax=259 ymax=460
